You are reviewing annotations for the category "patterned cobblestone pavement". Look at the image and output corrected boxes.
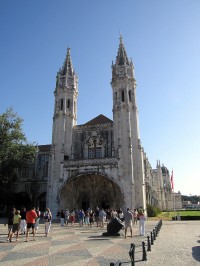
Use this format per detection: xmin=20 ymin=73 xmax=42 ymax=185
xmin=0 ymin=220 xmax=158 ymax=265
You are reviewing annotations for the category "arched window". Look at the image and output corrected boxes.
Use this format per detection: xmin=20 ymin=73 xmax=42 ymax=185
xmin=129 ymin=90 xmax=132 ymax=102
xmin=60 ymin=99 xmax=63 ymax=110
xmin=121 ymin=91 xmax=125 ymax=102
xmin=67 ymin=99 xmax=70 ymax=109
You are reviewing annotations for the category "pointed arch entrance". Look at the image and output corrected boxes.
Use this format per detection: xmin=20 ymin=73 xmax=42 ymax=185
xmin=60 ymin=174 xmax=123 ymax=211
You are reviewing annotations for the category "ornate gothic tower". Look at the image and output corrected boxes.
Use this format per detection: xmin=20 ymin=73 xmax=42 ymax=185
xmin=111 ymin=36 xmax=146 ymax=210
xmin=47 ymin=48 xmax=78 ymax=211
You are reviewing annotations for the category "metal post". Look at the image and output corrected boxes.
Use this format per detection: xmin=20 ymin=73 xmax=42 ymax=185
xmin=142 ymin=241 xmax=147 ymax=261
xmin=147 ymin=236 xmax=151 ymax=251
xmin=150 ymin=231 xmax=154 ymax=245
xmin=153 ymin=229 xmax=156 ymax=240
xmin=129 ymin=243 xmax=135 ymax=266
xmin=158 ymin=220 xmax=161 ymax=232
xmin=155 ymin=225 xmax=158 ymax=236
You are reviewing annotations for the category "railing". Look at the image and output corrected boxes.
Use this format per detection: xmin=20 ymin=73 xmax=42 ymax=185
xmin=110 ymin=219 xmax=162 ymax=265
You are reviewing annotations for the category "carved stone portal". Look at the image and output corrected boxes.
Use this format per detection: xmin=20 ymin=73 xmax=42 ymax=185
xmin=60 ymin=174 xmax=123 ymax=211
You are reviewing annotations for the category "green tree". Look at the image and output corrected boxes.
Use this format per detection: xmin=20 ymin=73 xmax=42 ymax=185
xmin=181 ymin=195 xmax=200 ymax=204
xmin=0 ymin=107 xmax=36 ymax=206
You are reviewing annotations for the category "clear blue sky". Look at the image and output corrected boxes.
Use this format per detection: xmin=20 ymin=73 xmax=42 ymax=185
xmin=1 ymin=1 xmax=200 ymax=196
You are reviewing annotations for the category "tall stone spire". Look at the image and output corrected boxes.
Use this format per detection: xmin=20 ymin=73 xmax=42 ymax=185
xmin=56 ymin=48 xmax=78 ymax=90
xmin=112 ymin=35 xmax=134 ymax=82
xmin=47 ymin=47 xmax=78 ymax=215
xmin=61 ymin=48 xmax=74 ymax=76
xmin=111 ymin=36 xmax=146 ymax=210
xmin=116 ymin=35 xmax=130 ymax=65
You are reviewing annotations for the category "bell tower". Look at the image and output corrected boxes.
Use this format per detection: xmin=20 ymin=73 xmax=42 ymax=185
xmin=47 ymin=48 xmax=78 ymax=213
xmin=53 ymin=47 xmax=78 ymax=160
xmin=111 ymin=36 xmax=146 ymax=210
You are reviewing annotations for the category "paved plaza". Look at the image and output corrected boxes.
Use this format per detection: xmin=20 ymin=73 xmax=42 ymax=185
xmin=0 ymin=220 xmax=200 ymax=265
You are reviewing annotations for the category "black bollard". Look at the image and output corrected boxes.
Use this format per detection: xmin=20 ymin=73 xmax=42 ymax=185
xmin=153 ymin=229 xmax=156 ymax=240
xmin=155 ymin=225 xmax=158 ymax=237
xmin=147 ymin=235 xmax=151 ymax=251
xmin=129 ymin=243 xmax=135 ymax=266
xmin=142 ymin=241 xmax=147 ymax=261
xmin=157 ymin=221 xmax=161 ymax=232
xmin=150 ymin=231 xmax=154 ymax=245
xmin=157 ymin=221 xmax=161 ymax=231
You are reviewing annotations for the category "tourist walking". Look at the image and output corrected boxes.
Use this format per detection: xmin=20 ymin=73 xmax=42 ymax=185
xmin=5 ymin=207 xmax=15 ymax=241
xmin=138 ymin=210 xmax=146 ymax=236
xmin=89 ymin=210 xmax=94 ymax=227
xmin=70 ymin=209 xmax=76 ymax=225
xmin=65 ymin=209 xmax=70 ymax=226
xmin=9 ymin=210 xmax=21 ymax=242
xmin=20 ymin=207 xmax=26 ymax=234
xmin=84 ymin=209 xmax=90 ymax=226
xmin=111 ymin=209 xmax=118 ymax=219
xmin=106 ymin=209 xmax=112 ymax=223
xmin=56 ymin=210 xmax=60 ymax=223
xmin=44 ymin=208 xmax=52 ymax=236
xmin=35 ymin=207 xmax=41 ymax=233
xmin=124 ymin=208 xmax=133 ymax=238
xmin=117 ymin=208 xmax=124 ymax=222
xmin=26 ymin=207 xmax=38 ymax=242
xmin=99 ymin=208 xmax=107 ymax=227
xmin=78 ymin=209 xmax=85 ymax=227
xmin=60 ymin=210 xmax=65 ymax=226
xmin=133 ymin=209 xmax=138 ymax=224
xmin=94 ymin=207 xmax=100 ymax=227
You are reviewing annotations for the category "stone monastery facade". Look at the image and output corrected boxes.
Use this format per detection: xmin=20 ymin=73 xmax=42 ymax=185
xmin=12 ymin=37 xmax=182 ymax=216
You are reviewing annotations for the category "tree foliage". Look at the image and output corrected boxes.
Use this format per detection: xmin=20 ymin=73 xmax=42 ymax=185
xmin=181 ymin=195 xmax=200 ymax=204
xmin=147 ymin=204 xmax=162 ymax=217
xmin=0 ymin=107 xmax=36 ymax=190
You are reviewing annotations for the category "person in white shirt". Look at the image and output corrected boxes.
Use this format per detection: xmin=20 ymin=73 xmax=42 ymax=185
xmin=138 ymin=210 xmax=146 ymax=236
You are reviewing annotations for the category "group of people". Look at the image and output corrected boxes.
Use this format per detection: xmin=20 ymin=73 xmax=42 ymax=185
xmin=56 ymin=207 xmax=127 ymax=228
xmin=56 ymin=206 xmax=146 ymax=238
xmin=5 ymin=206 xmax=52 ymax=242
xmin=5 ymin=205 xmax=146 ymax=242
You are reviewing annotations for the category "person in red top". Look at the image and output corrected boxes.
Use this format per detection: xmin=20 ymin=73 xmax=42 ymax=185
xmin=26 ymin=207 xmax=38 ymax=242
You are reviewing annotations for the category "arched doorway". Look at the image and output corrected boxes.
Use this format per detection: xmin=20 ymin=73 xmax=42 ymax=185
xmin=80 ymin=194 xmax=90 ymax=211
xmin=14 ymin=192 xmax=31 ymax=209
xmin=60 ymin=174 xmax=123 ymax=211
xmin=37 ymin=192 xmax=46 ymax=212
